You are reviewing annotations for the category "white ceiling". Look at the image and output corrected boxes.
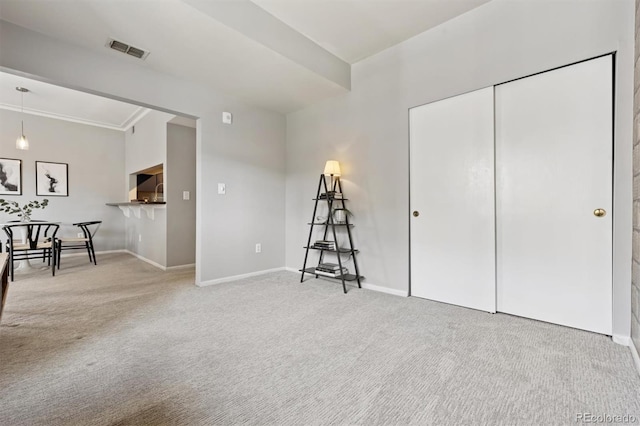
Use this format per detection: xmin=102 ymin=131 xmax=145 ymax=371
xmin=0 ymin=71 xmax=150 ymax=131
xmin=252 ymin=0 xmax=491 ymax=63
xmin=0 ymin=0 xmax=490 ymax=115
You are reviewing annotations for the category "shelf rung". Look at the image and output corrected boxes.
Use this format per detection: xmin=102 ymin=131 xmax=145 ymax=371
xmin=303 ymin=246 xmax=358 ymax=253
xmin=300 ymin=268 xmax=363 ymax=281
xmin=307 ymin=223 xmax=353 ymax=226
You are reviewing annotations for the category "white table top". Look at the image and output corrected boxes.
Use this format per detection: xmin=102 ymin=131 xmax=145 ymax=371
xmin=0 ymin=221 xmax=61 ymax=227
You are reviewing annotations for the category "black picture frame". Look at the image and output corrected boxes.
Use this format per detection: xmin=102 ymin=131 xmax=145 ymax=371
xmin=36 ymin=161 xmax=68 ymax=197
xmin=0 ymin=158 xmax=22 ymax=196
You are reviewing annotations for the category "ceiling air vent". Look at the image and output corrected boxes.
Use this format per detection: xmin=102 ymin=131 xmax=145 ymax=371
xmin=106 ymin=38 xmax=150 ymax=60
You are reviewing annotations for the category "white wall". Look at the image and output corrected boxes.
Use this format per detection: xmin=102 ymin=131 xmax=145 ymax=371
xmin=0 ymin=19 xmax=287 ymax=284
xmin=0 ymin=108 xmax=125 ymax=251
xmin=125 ymin=110 xmax=171 ymax=176
xmin=166 ymin=123 xmax=196 ymax=267
xmin=122 ymin=110 xmax=173 ymax=267
xmin=285 ymin=0 xmax=634 ymax=338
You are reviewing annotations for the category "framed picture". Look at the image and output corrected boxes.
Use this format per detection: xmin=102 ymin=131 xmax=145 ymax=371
xmin=0 ymin=158 xmax=22 ymax=196
xmin=36 ymin=161 xmax=68 ymax=197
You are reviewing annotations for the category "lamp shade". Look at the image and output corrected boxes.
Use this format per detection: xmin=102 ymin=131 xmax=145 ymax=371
xmin=323 ymin=160 xmax=341 ymax=176
xmin=16 ymin=133 xmax=28 ymax=150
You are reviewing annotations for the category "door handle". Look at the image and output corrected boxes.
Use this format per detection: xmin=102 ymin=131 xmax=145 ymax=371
xmin=593 ymin=208 xmax=606 ymax=217
xmin=413 ymin=211 xmax=420 ymax=217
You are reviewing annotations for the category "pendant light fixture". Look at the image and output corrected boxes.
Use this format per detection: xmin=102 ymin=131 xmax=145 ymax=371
xmin=16 ymin=87 xmax=29 ymax=150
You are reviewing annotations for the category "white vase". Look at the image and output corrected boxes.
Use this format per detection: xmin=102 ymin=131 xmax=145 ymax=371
xmin=333 ymin=210 xmax=346 ymax=224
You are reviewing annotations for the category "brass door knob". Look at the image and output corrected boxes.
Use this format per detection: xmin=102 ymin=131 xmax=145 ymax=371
xmin=593 ymin=208 xmax=606 ymax=217
xmin=413 ymin=211 xmax=420 ymax=217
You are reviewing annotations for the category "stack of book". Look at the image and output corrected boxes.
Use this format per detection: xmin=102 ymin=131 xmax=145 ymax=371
xmin=315 ymin=263 xmax=348 ymax=278
xmin=313 ymin=240 xmax=336 ymax=250
xmin=319 ymin=192 xmax=343 ymax=200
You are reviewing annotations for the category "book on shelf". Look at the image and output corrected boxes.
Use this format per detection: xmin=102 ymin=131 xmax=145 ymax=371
xmin=318 ymin=192 xmax=343 ymax=200
xmin=317 ymin=262 xmax=341 ymax=272
xmin=315 ymin=267 xmax=348 ymax=278
xmin=313 ymin=240 xmax=336 ymax=250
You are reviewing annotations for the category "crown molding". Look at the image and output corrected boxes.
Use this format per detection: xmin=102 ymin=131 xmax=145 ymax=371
xmin=0 ymin=103 xmax=151 ymax=132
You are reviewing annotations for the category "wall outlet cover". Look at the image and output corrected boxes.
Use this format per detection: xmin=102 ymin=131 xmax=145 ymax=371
xmin=222 ymin=112 xmax=233 ymax=124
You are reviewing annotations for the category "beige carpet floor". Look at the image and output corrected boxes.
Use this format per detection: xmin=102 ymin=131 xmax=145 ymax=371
xmin=1 ymin=253 xmax=639 ymax=425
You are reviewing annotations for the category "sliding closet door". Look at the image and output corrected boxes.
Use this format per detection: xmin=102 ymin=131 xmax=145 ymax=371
xmin=495 ymin=56 xmax=613 ymax=334
xmin=410 ymin=87 xmax=495 ymax=312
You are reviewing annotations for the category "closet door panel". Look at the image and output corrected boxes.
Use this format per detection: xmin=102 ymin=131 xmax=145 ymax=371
xmin=495 ymin=56 xmax=613 ymax=334
xmin=410 ymin=87 xmax=496 ymax=312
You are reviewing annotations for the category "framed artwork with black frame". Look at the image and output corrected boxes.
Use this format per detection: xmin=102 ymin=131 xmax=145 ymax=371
xmin=0 ymin=158 xmax=22 ymax=196
xmin=36 ymin=161 xmax=68 ymax=197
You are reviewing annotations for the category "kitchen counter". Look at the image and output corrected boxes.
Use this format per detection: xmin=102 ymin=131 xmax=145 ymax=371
xmin=106 ymin=201 xmax=166 ymax=206
xmin=106 ymin=202 xmax=166 ymax=220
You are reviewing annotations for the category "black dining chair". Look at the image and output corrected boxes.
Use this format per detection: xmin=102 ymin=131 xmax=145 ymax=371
xmin=56 ymin=221 xmax=101 ymax=269
xmin=2 ymin=222 xmax=59 ymax=281
xmin=3 ymin=220 xmax=49 ymax=264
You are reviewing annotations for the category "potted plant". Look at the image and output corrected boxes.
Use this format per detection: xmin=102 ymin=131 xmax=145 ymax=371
xmin=0 ymin=199 xmax=49 ymax=222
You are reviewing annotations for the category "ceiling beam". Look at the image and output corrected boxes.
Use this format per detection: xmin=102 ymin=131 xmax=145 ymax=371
xmin=181 ymin=0 xmax=351 ymax=90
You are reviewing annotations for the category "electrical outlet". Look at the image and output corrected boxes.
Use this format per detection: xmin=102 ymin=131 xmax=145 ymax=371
xmin=139 ymin=234 xmax=142 ymax=242
xmin=255 ymin=243 xmax=261 ymax=253
xmin=77 ymin=232 xmax=84 ymax=238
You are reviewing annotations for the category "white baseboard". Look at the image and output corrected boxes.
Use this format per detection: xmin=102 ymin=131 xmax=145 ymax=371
xmin=361 ymin=282 xmax=408 ymax=297
xmin=613 ymin=334 xmax=631 ymax=346
xmin=166 ymin=263 xmax=195 ymax=271
xmin=631 ymin=340 xmax=640 ymax=377
xmin=124 ymin=250 xmax=166 ymax=271
xmin=612 ymin=334 xmax=640 ymax=377
xmin=122 ymin=251 xmax=194 ymax=271
xmin=198 ymin=267 xmax=286 ymax=287
xmin=287 ymin=267 xmax=408 ymax=297
xmin=96 ymin=250 xmax=128 ymax=255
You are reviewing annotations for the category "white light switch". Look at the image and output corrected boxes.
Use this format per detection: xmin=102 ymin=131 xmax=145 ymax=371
xmin=218 ymin=183 xmax=226 ymax=195
xmin=183 ymin=191 xmax=190 ymax=200
xmin=222 ymin=112 xmax=233 ymax=124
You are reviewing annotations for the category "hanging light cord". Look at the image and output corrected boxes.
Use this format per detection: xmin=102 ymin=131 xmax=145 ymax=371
xmin=20 ymin=89 xmax=25 ymax=136
xmin=16 ymin=87 xmax=29 ymax=150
